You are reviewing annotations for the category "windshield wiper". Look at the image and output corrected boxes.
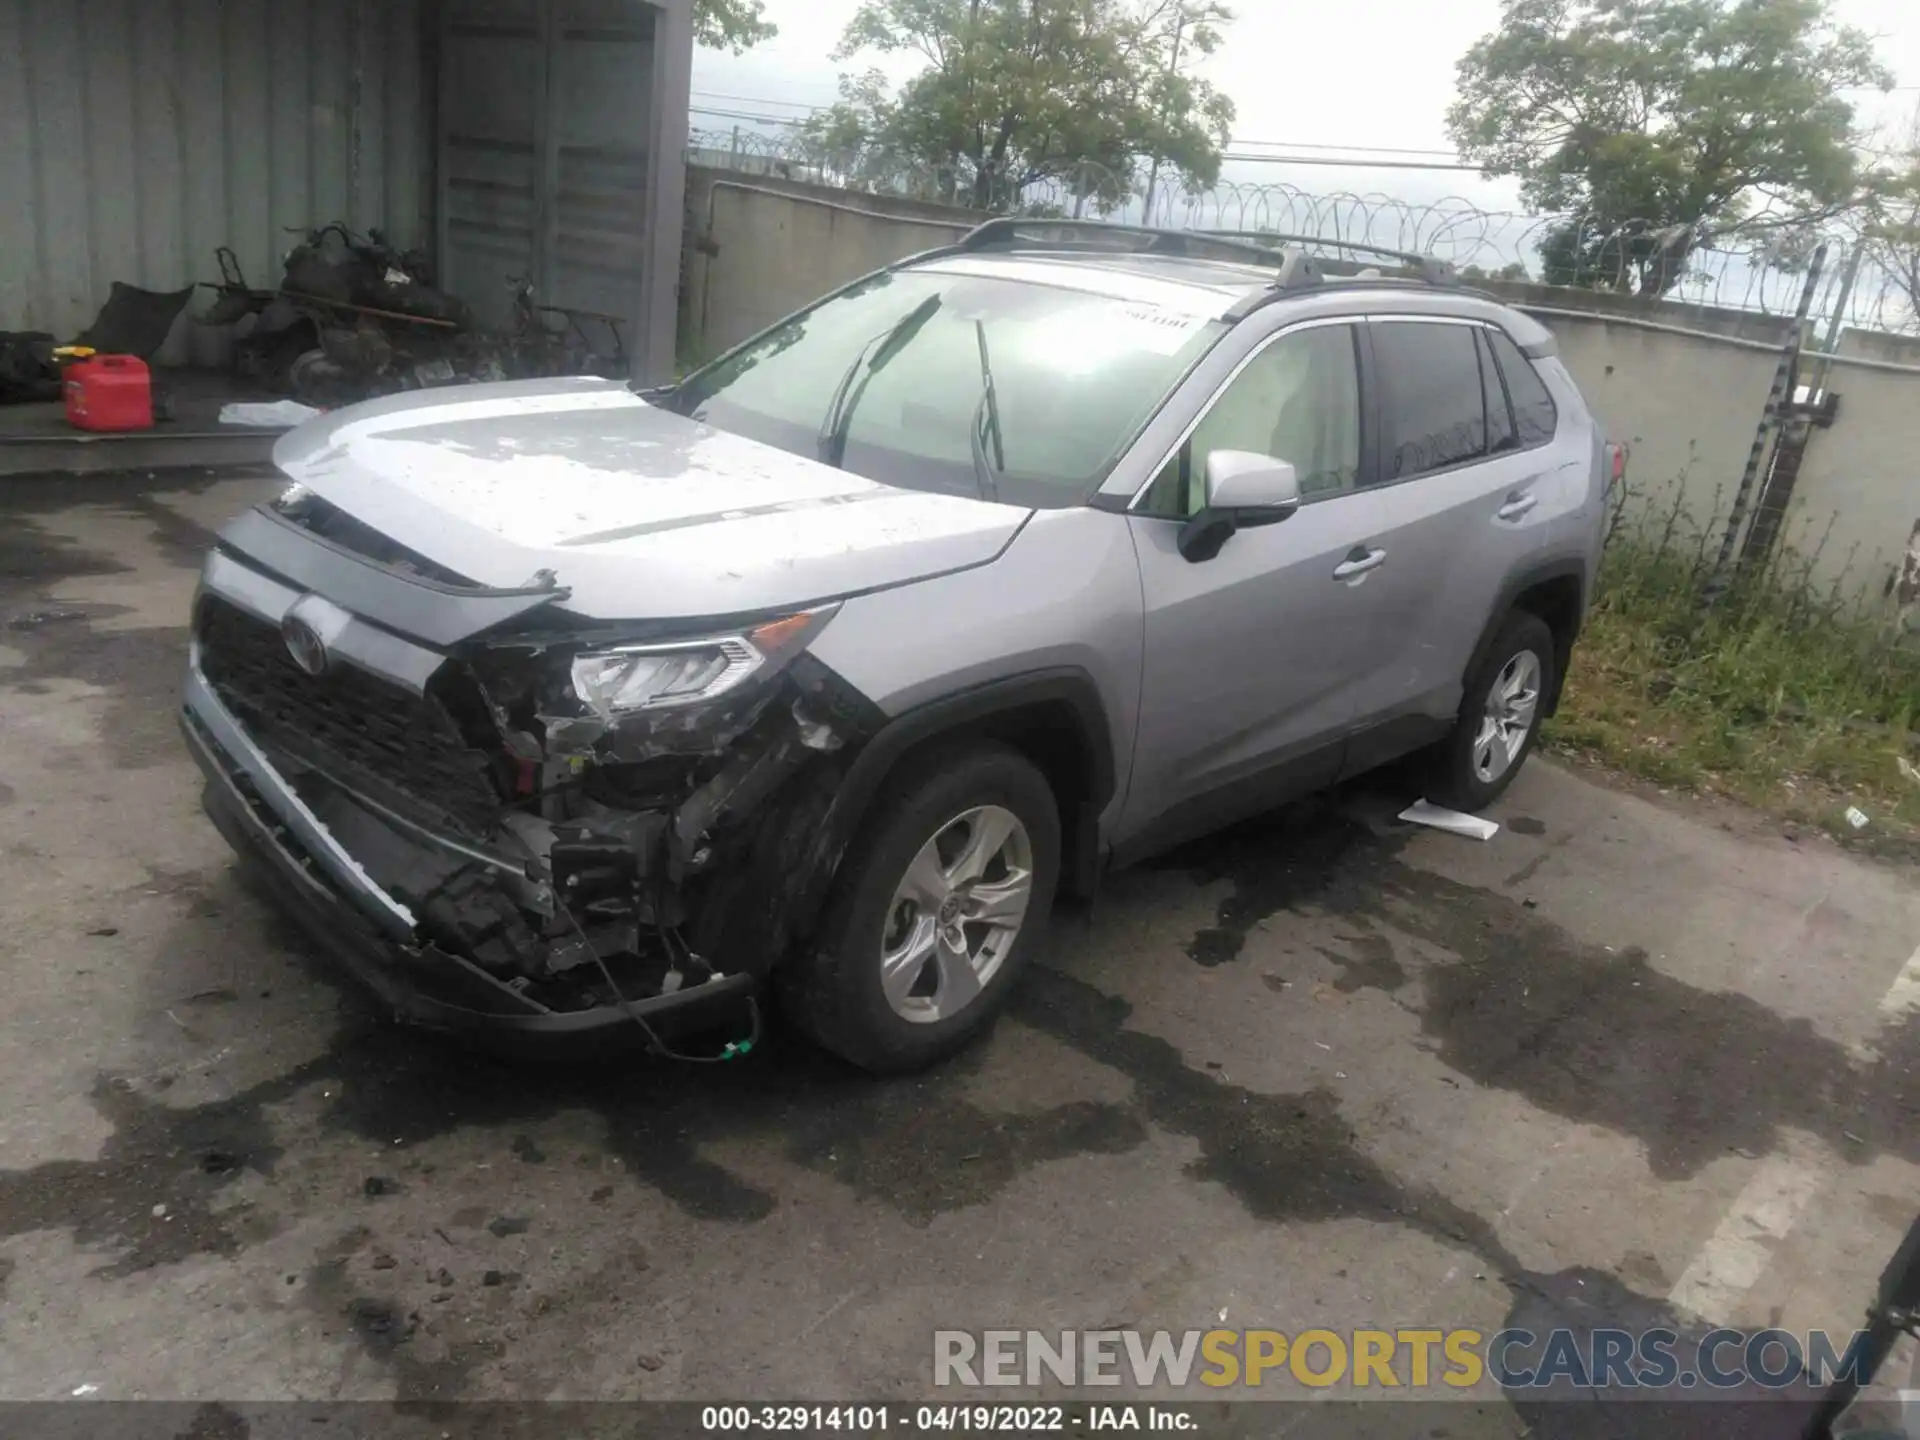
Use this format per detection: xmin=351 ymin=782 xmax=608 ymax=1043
xmin=817 ymin=294 xmax=943 ymax=469
xmin=969 ymin=320 xmax=1005 ymax=503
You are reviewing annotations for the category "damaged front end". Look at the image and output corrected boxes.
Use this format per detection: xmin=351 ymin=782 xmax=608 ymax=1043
xmin=180 ymin=494 xmax=876 ymax=1056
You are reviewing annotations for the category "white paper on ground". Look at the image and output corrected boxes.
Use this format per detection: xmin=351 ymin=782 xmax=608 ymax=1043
xmin=218 ymin=400 xmax=321 ymax=428
xmin=1399 ymin=800 xmax=1501 ymax=841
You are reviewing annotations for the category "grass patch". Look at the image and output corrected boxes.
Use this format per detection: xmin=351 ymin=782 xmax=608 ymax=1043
xmin=1546 ymin=484 xmax=1920 ymax=842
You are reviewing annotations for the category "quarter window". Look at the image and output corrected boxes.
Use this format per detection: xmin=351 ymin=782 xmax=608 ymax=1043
xmin=1137 ymin=324 xmax=1361 ymax=518
xmin=1485 ymin=328 xmax=1559 ymax=448
xmin=1369 ymin=321 xmax=1488 ymax=482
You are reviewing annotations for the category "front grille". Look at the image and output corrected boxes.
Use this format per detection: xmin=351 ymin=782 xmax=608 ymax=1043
xmin=196 ymin=596 xmax=505 ymax=835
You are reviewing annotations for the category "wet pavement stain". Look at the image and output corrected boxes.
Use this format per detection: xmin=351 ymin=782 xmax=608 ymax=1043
xmin=0 ymin=515 xmax=132 ymax=595
xmin=0 ymin=614 xmax=193 ymax=769
xmin=1012 ymin=966 xmax=1524 ymax=1275
xmin=115 ymin=491 xmax=224 ymax=571
xmin=1508 ymin=816 xmax=1548 ymax=836
xmin=303 ymin=1225 xmax=507 ymax=1407
xmin=1315 ymin=927 xmax=1408 ymax=993
xmin=173 ymin=1402 xmax=252 ymax=1440
xmin=0 ymin=1068 xmax=310 ymax=1277
xmin=1167 ymin=796 xmax=1383 ymax=968
xmin=1155 ymin=797 xmax=1920 ymax=1180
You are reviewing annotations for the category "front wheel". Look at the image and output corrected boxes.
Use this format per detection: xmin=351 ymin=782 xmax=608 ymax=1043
xmin=1423 ymin=611 xmax=1556 ymax=812
xmin=781 ymin=743 xmax=1060 ymax=1073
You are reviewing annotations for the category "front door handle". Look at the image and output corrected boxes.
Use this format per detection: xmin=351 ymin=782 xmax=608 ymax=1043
xmin=1497 ymin=492 xmax=1540 ymax=522
xmin=1333 ymin=546 xmax=1387 ymax=581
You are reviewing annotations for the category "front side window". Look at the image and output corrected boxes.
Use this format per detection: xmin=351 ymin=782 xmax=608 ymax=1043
xmin=1370 ymin=321 xmax=1490 ymax=482
xmin=668 ymin=268 xmax=1224 ymax=507
xmin=1137 ymin=324 xmax=1362 ymax=518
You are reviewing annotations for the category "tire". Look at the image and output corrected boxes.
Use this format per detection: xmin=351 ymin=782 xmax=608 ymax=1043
xmin=1423 ymin=611 xmax=1556 ymax=812
xmin=781 ymin=742 xmax=1061 ymax=1074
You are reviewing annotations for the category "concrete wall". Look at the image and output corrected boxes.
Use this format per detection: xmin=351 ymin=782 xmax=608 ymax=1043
xmin=1525 ymin=310 xmax=1784 ymax=535
xmin=680 ymin=167 xmax=974 ymax=362
xmin=1790 ymin=355 xmax=1920 ymax=600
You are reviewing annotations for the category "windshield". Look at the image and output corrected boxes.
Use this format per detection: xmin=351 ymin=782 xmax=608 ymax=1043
xmin=668 ymin=268 xmax=1226 ymax=507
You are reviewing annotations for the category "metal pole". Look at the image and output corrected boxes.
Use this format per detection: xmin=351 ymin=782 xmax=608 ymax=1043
xmin=1707 ymin=241 xmax=1826 ymax=592
xmin=1807 ymin=242 xmax=1863 ymax=400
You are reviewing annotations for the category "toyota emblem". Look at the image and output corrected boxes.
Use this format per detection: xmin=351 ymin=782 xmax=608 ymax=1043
xmin=281 ymin=613 xmax=329 ymax=676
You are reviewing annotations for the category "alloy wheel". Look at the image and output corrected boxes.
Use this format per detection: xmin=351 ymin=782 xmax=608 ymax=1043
xmin=1470 ymin=649 xmax=1542 ymax=784
xmin=878 ymin=804 xmax=1034 ymax=1024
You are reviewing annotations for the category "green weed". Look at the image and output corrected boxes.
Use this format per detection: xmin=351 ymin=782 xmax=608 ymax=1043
xmin=1547 ymin=478 xmax=1920 ymax=841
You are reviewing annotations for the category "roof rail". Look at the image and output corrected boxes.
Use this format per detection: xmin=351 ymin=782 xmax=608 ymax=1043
xmin=1195 ymin=229 xmax=1458 ymax=287
xmin=953 ymin=218 xmax=1455 ymax=301
xmin=958 ymin=217 xmax=1308 ymax=270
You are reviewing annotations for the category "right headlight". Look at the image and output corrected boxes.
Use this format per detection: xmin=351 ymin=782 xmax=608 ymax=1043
xmin=568 ymin=608 xmax=833 ymax=719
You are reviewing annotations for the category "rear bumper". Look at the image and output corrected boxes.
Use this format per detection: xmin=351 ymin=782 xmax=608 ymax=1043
xmin=180 ymin=656 xmax=756 ymax=1058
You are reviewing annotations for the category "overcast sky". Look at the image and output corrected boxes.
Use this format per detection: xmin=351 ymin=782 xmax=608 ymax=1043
xmin=690 ymin=0 xmax=1920 ymax=212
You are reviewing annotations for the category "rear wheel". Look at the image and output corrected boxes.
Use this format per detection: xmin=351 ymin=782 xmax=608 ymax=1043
xmin=782 ymin=743 xmax=1060 ymax=1073
xmin=1424 ymin=611 xmax=1555 ymax=812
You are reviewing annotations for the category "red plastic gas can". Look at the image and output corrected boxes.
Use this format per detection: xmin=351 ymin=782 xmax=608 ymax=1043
xmin=64 ymin=354 xmax=154 ymax=432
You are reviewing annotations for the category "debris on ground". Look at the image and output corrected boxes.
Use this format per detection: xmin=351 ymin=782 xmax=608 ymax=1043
xmin=218 ymin=400 xmax=320 ymax=428
xmin=488 ymin=1216 xmax=530 ymax=1237
xmin=363 ymin=1176 xmax=396 ymax=1197
xmin=8 ymin=609 xmax=87 ymax=630
xmin=1400 ymin=800 xmax=1501 ymax=841
xmin=1845 ymin=806 xmax=1871 ymax=830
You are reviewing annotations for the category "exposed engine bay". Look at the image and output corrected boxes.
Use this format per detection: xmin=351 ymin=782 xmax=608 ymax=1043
xmin=189 ymin=489 xmax=879 ymax=1032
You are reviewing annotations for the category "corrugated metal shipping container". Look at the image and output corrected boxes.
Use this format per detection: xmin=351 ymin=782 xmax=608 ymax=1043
xmin=0 ymin=0 xmax=429 ymax=364
xmin=439 ymin=0 xmax=657 ymax=331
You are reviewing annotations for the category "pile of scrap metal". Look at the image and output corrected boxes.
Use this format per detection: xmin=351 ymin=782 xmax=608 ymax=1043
xmin=199 ymin=224 xmax=628 ymax=406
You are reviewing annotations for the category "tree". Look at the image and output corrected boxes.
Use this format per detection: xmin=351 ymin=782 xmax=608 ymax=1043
xmin=1856 ymin=105 xmax=1920 ymax=331
xmin=1447 ymin=0 xmax=1891 ymax=294
xmin=801 ymin=0 xmax=1236 ymax=214
xmin=695 ymin=0 xmax=776 ymax=52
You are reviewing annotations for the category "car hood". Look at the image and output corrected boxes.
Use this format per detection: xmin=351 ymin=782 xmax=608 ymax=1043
xmin=271 ymin=377 xmax=1033 ymax=621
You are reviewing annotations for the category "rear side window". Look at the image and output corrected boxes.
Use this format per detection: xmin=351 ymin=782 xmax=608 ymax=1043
xmin=1369 ymin=321 xmax=1488 ymax=481
xmin=1475 ymin=330 xmax=1518 ymax=455
xmin=1485 ymin=328 xmax=1559 ymax=448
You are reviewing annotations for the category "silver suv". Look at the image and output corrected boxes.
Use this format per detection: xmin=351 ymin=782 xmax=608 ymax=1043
xmin=180 ymin=221 xmax=1608 ymax=1072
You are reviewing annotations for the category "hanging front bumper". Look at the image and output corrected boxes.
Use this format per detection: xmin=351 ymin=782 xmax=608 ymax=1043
xmin=179 ymin=653 xmax=756 ymax=1056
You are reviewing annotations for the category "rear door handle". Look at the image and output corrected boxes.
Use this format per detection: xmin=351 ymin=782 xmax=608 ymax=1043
xmin=1332 ymin=546 xmax=1387 ymax=581
xmin=1497 ymin=492 xmax=1539 ymax=522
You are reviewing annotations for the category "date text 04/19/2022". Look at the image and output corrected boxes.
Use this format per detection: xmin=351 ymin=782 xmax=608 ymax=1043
xmin=699 ymin=1404 xmax=1196 ymax=1431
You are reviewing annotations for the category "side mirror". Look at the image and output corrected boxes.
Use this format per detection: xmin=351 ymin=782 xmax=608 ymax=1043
xmin=1178 ymin=451 xmax=1302 ymax=562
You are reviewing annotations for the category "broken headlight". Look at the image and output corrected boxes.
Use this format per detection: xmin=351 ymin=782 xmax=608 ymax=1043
xmin=569 ymin=608 xmax=834 ymax=718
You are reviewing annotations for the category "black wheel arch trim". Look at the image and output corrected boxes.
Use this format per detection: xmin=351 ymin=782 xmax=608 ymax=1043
xmin=792 ymin=667 xmax=1117 ymax=941
xmin=837 ymin=667 xmax=1115 ymax=826
xmin=1467 ymin=557 xmax=1587 ymax=716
